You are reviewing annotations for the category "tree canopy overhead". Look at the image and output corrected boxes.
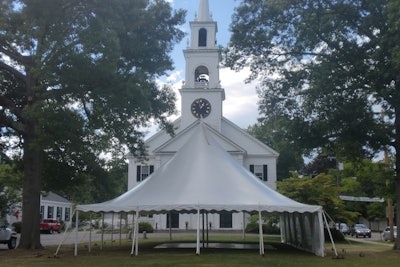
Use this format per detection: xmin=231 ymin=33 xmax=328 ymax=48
xmin=226 ymin=0 xmax=400 ymax=248
xmin=0 ymin=0 xmax=186 ymax=249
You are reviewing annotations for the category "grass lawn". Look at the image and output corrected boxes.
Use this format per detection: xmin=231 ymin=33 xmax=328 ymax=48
xmin=1 ymin=234 xmax=399 ymax=267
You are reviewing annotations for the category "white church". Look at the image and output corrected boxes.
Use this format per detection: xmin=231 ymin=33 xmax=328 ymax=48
xmin=127 ymin=0 xmax=279 ymax=231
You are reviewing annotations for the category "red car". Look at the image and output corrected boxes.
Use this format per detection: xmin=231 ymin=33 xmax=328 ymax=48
xmin=40 ymin=219 xmax=61 ymax=234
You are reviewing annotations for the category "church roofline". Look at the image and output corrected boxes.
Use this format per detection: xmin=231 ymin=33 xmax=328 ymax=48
xmin=152 ymin=120 xmax=247 ymax=155
xmin=221 ymin=117 xmax=280 ymax=157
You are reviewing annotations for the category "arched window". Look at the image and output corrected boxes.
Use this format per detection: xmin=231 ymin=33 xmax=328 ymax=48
xmin=195 ymin=66 xmax=209 ymax=83
xmin=198 ymin=28 xmax=207 ymax=47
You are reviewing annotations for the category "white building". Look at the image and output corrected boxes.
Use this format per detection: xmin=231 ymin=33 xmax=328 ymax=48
xmin=40 ymin=191 xmax=72 ymax=226
xmin=127 ymin=0 xmax=278 ymax=230
xmin=6 ymin=191 xmax=72 ymax=227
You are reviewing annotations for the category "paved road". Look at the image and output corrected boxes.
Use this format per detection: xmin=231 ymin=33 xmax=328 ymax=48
xmin=0 ymin=230 xmax=118 ymax=251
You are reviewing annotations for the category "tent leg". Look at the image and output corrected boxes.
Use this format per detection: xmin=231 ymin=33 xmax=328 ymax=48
xmin=206 ymin=212 xmax=209 ymax=247
xmin=89 ymin=213 xmax=92 ymax=252
xmin=202 ymin=212 xmax=204 ymax=248
xmin=119 ymin=213 xmax=122 ymax=247
xmin=131 ymin=214 xmax=136 ymax=256
xmin=111 ymin=212 xmax=114 ymax=246
xmin=101 ymin=213 xmax=104 ymax=250
xmin=135 ymin=211 xmax=139 ymax=256
xmin=258 ymin=209 xmax=264 ymax=256
xmin=74 ymin=210 xmax=79 ymax=256
xmin=169 ymin=213 xmax=172 ymax=240
xmin=242 ymin=212 xmax=246 ymax=240
xmin=196 ymin=208 xmax=201 ymax=255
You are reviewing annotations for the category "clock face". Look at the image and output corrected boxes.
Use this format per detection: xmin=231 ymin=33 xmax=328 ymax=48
xmin=191 ymin=98 xmax=211 ymax=118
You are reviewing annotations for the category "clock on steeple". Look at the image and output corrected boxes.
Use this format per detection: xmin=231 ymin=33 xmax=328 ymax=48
xmin=180 ymin=0 xmax=225 ymax=131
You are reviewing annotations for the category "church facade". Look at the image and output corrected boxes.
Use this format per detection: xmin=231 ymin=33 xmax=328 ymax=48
xmin=127 ymin=0 xmax=278 ymax=230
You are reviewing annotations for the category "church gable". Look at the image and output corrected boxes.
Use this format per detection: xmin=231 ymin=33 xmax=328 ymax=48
xmin=153 ymin=121 xmax=246 ymax=155
xmin=221 ymin=118 xmax=279 ymax=157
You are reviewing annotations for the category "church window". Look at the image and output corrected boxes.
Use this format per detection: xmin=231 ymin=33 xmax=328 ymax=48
xmin=136 ymin=165 xmax=154 ymax=182
xmin=250 ymin=164 xmax=268 ymax=181
xmin=198 ymin=28 xmax=207 ymax=47
xmin=57 ymin=207 xmax=62 ymax=220
xmin=47 ymin=206 xmax=54 ymax=218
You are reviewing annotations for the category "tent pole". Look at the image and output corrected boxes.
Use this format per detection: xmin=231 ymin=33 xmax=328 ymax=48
xmin=258 ymin=209 xmax=264 ymax=256
xmin=322 ymin=210 xmax=337 ymax=257
xmin=196 ymin=208 xmax=201 ymax=255
xmin=111 ymin=212 xmax=114 ymax=246
xmin=206 ymin=212 xmax=209 ymax=247
xmin=130 ymin=212 xmax=135 ymax=256
xmin=119 ymin=213 xmax=122 ymax=247
xmin=169 ymin=212 xmax=172 ymax=240
xmin=88 ymin=213 xmax=92 ymax=252
xmin=74 ymin=210 xmax=79 ymax=256
xmin=101 ymin=212 xmax=104 ymax=250
xmin=242 ymin=212 xmax=246 ymax=240
xmin=134 ymin=211 xmax=139 ymax=256
xmin=202 ymin=212 xmax=204 ymax=248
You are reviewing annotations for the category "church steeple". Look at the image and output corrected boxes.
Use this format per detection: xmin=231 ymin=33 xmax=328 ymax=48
xmin=197 ymin=0 xmax=211 ymax=21
xmin=180 ymin=0 xmax=225 ymax=131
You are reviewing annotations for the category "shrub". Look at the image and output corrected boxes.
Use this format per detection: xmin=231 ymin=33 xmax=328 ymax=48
xmin=138 ymin=222 xmax=153 ymax=233
xmin=12 ymin=221 xmax=21 ymax=233
xmin=245 ymin=222 xmax=280 ymax=234
xmin=325 ymin=228 xmax=345 ymax=241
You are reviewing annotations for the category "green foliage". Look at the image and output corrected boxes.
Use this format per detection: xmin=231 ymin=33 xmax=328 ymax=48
xmin=12 ymin=221 xmax=22 ymax=233
xmin=247 ymin=122 xmax=304 ymax=180
xmin=325 ymin=228 xmax=345 ymax=242
xmin=226 ymin=0 xmax=394 ymax=160
xmin=277 ymin=173 xmax=352 ymax=222
xmin=0 ymin=162 xmax=22 ymax=217
xmin=0 ymin=0 xmax=186 ymax=248
xmin=228 ymin=0 xmax=400 ymax=246
xmin=138 ymin=222 xmax=153 ymax=233
xmin=245 ymin=214 xmax=280 ymax=234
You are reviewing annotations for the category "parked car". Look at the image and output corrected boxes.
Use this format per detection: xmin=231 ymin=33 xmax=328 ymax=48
xmin=382 ymin=226 xmax=397 ymax=241
xmin=40 ymin=219 xmax=61 ymax=234
xmin=350 ymin=223 xmax=371 ymax=238
xmin=335 ymin=223 xmax=350 ymax=235
xmin=0 ymin=220 xmax=17 ymax=249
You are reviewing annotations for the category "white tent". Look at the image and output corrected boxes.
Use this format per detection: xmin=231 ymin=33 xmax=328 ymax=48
xmin=75 ymin=121 xmax=326 ymax=256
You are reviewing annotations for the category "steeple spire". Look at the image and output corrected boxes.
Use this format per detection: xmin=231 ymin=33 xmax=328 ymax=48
xmin=197 ymin=0 xmax=211 ymax=21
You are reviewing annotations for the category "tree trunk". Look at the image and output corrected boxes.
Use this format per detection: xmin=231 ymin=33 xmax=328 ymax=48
xmin=18 ymin=134 xmax=43 ymax=249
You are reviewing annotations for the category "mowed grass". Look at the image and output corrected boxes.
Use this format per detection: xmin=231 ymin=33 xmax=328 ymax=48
xmin=1 ymin=234 xmax=399 ymax=267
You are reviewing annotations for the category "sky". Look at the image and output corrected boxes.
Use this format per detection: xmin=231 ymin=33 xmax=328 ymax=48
xmin=152 ymin=0 xmax=260 ymax=135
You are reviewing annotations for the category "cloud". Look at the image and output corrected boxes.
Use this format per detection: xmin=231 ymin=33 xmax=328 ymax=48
xmin=220 ymin=67 xmax=259 ymax=128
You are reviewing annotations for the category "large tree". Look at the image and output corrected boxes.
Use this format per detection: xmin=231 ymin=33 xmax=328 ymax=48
xmin=226 ymin=0 xmax=400 ymax=248
xmin=0 ymin=0 xmax=185 ymax=249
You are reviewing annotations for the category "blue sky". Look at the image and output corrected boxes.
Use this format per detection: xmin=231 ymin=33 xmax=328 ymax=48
xmin=151 ymin=0 xmax=260 ymax=134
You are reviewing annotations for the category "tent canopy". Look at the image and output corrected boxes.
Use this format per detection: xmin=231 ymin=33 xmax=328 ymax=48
xmin=76 ymin=121 xmax=326 ymax=257
xmin=77 ymin=121 xmax=321 ymax=215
